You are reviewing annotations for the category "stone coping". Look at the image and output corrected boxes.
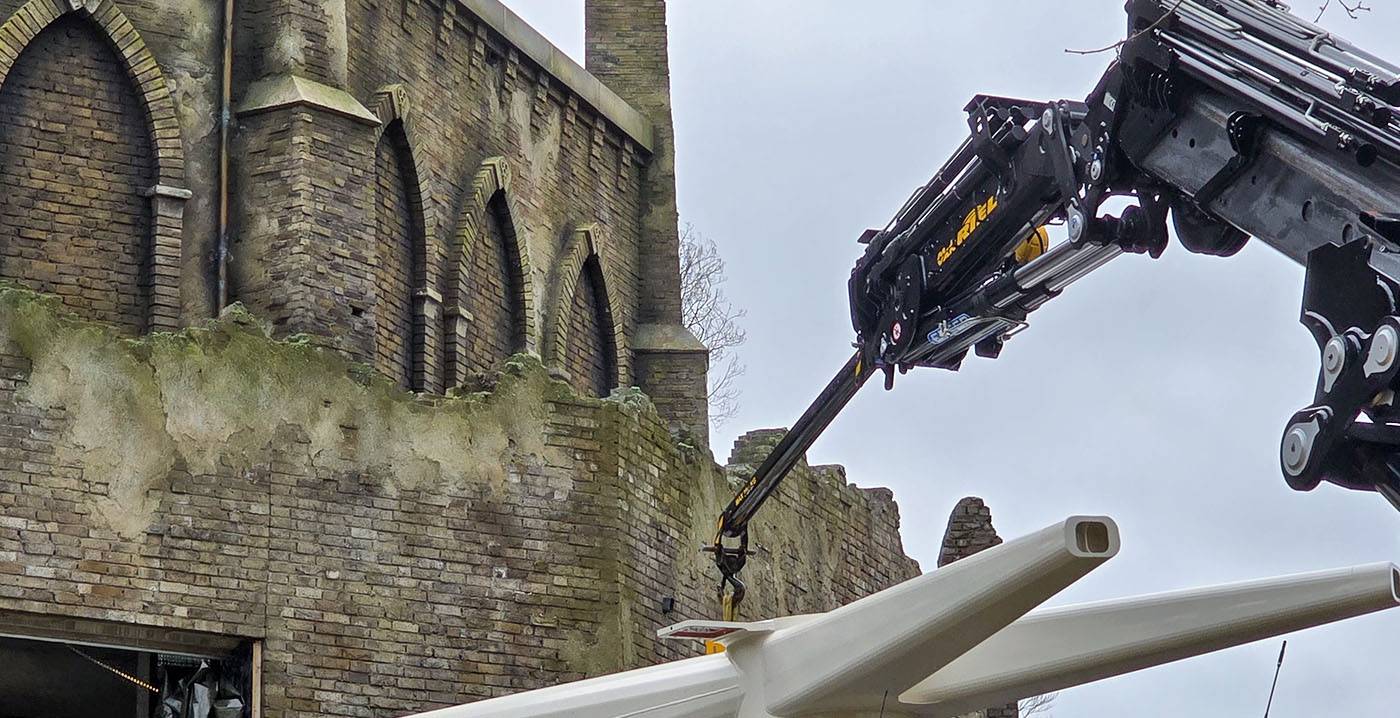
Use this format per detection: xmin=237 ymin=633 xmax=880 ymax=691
xmin=459 ymin=0 xmax=655 ymax=152
xmin=634 ymin=322 xmax=708 ymax=352
xmin=237 ymin=74 xmax=383 ymax=126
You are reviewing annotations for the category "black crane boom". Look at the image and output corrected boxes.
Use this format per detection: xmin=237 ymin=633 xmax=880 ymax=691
xmin=710 ymin=0 xmax=1400 ymax=613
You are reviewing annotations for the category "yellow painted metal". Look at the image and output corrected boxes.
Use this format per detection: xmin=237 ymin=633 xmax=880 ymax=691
xmin=1013 ymin=226 xmax=1051 ymax=264
xmin=706 ymin=592 xmax=740 ymax=653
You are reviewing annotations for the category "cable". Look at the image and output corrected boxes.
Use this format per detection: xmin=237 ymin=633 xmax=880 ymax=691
xmin=66 ymin=644 xmax=159 ymax=693
xmin=1263 ymin=640 xmax=1287 ymax=718
xmin=1066 ymin=0 xmax=1188 ymax=56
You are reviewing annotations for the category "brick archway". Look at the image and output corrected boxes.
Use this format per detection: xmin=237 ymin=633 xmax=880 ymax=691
xmin=0 ymin=0 xmax=187 ymax=331
xmin=545 ymin=223 xmax=630 ymax=392
xmin=444 ymin=157 xmax=537 ymax=385
xmin=370 ymin=84 xmax=440 ymax=391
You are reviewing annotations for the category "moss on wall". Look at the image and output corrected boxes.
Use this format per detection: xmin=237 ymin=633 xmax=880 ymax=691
xmin=0 ymin=285 xmax=918 ymax=713
xmin=0 ymin=287 xmax=577 ymax=538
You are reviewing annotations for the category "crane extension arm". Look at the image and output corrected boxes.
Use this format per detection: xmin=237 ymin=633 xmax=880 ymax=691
xmin=710 ymin=0 xmax=1400 ymax=612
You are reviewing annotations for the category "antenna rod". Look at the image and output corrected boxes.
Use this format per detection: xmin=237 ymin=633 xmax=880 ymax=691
xmin=1263 ymin=640 xmax=1287 ymax=718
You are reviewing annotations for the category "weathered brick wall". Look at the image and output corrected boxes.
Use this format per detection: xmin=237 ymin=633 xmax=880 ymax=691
xmin=724 ymin=430 xmax=919 ymax=618
xmin=635 ymin=343 xmax=711 ymax=445
xmin=199 ymin=0 xmax=655 ymax=402
xmin=232 ymin=106 xmax=381 ymax=360
xmin=585 ymin=0 xmax=680 ymax=327
xmin=336 ymin=0 xmax=650 ymax=397
xmin=939 ymin=496 xmax=1004 ymax=569
xmin=0 ymin=291 xmax=919 ymax=715
xmin=0 ymin=3 xmax=916 ymax=713
xmin=0 ymin=0 xmax=707 ymax=433
xmin=239 ymin=0 xmax=347 ymax=85
xmin=0 ymin=0 xmax=221 ymax=324
xmin=0 ymin=15 xmax=153 ymax=334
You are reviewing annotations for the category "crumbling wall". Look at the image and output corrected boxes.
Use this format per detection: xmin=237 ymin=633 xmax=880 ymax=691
xmin=0 ymin=289 xmax=918 ymax=716
xmin=940 ymin=497 xmax=1019 ymax=718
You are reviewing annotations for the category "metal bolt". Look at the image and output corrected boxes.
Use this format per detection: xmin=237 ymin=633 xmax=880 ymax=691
xmin=1323 ymin=336 xmax=1346 ymax=374
xmin=1041 ymin=108 xmax=1056 ymax=134
xmin=1281 ymin=425 xmax=1312 ymax=475
xmin=1089 ymin=157 xmax=1104 ymax=182
xmin=1370 ymin=325 xmax=1398 ymax=374
xmin=1067 ymin=210 xmax=1085 ymax=241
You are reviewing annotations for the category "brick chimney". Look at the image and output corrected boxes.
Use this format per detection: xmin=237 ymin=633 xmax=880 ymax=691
xmin=586 ymin=1 xmax=711 ymax=446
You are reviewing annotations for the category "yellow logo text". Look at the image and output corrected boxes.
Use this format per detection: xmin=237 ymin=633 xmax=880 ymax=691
xmin=937 ymin=195 xmax=998 ymax=266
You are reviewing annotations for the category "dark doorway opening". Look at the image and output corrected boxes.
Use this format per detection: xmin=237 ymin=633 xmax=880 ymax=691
xmin=0 ymin=635 xmax=251 ymax=718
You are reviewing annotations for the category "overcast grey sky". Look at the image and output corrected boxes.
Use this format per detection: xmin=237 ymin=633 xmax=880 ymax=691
xmin=505 ymin=2 xmax=1400 ymax=715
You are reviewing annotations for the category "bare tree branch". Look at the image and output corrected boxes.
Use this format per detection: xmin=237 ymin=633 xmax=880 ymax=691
xmin=1316 ymin=0 xmax=1371 ymax=22
xmin=679 ymin=223 xmax=747 ymax=427
xmin=1019 ymin=692 xmax=1058 ymax=717
xmin=1065 ymin=0 xmax=1185 ymax=56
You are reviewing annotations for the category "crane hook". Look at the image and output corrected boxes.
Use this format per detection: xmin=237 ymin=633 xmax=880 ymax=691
xmin=706 ymin=529 xmax=752 ymax=620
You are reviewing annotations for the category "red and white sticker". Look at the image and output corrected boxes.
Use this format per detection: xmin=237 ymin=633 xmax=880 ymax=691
xmin=891 ymin=322 xmax=903 ymax=342
xmin=657 ymin=621 xmax=747 ymax=641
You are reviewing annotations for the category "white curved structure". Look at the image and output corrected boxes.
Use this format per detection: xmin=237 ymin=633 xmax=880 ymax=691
xmin=729 ymin=516 xmax=1118 ymax=717
xmin=407 ymin=653 xmax=742 ymax=718
xmin=406 ymin=515 xmax=1400 ymax=718
xmin=901 ymin=562 xmax=1400 ymax=717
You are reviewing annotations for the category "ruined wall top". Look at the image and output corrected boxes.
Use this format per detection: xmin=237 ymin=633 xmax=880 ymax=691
xmin=461 ymin=0 xmax=655 ymax=151
xmin=938 ymin=496 xmax=1004 ymax=568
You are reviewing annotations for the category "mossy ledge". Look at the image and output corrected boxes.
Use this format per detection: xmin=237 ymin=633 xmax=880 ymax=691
xmin=0 ymin=287 xmax=662 ymax=538
xmin=0 ymin=286 xmax=918 ymax=650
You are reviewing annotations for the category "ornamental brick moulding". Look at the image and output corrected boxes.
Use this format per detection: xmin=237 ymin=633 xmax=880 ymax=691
xmin=544 ymin=223 xmax=629 ymax=396
xmin=444 ymin=156 xmax=537 ymax=386
xmin=0 ymin=0 xmax=187 ymax=332
xmin=371 ymin=84 xmax=443 ymax=392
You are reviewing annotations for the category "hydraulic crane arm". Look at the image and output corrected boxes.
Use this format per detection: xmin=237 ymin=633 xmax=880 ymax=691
xmin=711 ymin=0 xmax=1400 ymax=611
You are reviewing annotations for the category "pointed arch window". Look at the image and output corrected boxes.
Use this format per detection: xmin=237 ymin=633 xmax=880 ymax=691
xmin=444 ymin=158 xmax=536 ymax=386
xmin=0 ymin=0 xmax=187 ymax=334
xmin=562 ymin=256 xmax=618 ymax=398
xmin=372 ymin=120 xmax=426 ymax=389
xmin=0 ymin=16 xmax=150 ymax=332
xmin=461 ymin=192 xmax=525 ymax=376
xmin=545 ymin=225 xmax=628 ymax=397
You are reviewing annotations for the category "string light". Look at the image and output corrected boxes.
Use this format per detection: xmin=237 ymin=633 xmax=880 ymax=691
xmin=66 ymin=644 xmax=160 ymax=693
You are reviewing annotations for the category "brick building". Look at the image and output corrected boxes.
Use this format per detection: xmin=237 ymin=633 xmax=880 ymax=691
xmin=0 ymin=1 xmax=920 ymax=716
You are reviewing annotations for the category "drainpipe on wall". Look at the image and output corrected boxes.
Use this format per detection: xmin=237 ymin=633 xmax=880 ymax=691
xmin=216 ymin=0 xmax=234 ymax=312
